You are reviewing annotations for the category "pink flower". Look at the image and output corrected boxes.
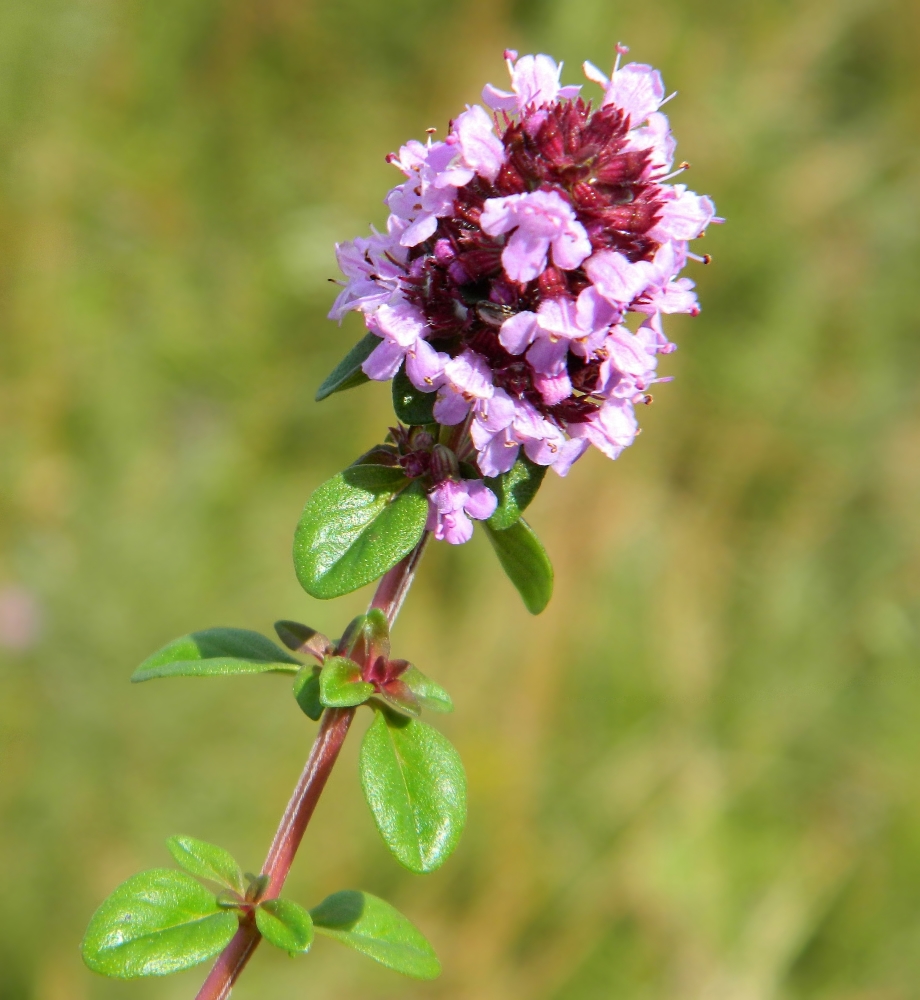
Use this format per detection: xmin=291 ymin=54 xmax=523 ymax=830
xmin=434 ymin=349 xmax=495 ymax=424
xmin=499 ymin=287 xmax=619 ymax=376
xmin=386 ymin=139 xmax=461 ymax=247
xmin=447 ymin=105 xmax=505 ymax=184
xmin=327 ymin=221 xmax=408 ymax=322
xmin=647 ymin=184 xmax=716 ymax=243
xmin=426 ymin=479 xmax=497 ymax=545
xmin=483 ymin=53 xmax=581 ymax=114
xmin=480 ymin=190 xmax=591 ymax=283
xmin=362 ymin=297 xmax=447 ymax=387
xmin=469 ymin=391 xmax=588 ymax=478
xmin=584 ymin=60 xmax=666 ymax=124
xmin=569 ymin=398 xmax=639 ymax=459
xmin=584 ymin=250 xmax=654 ymax=308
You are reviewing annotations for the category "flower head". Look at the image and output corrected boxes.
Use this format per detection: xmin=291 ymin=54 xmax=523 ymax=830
xmin=330 ymin=47 xmax=720 ymax=525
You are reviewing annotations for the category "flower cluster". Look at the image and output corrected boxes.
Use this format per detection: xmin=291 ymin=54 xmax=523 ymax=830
xmin=330 ymin=48 xmax=719 ymax=539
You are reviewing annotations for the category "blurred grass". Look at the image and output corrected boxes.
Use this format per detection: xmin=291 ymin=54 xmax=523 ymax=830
xmin=1 ymin=0 xmax=919 ymax=997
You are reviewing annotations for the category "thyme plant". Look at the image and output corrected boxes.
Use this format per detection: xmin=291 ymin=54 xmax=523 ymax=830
xmin=81 ymin=47 xmax=718 ymax=998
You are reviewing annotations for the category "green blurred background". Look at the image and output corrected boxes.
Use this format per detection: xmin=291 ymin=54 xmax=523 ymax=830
xmin=2 ymin=0 xmax=920 ymax=996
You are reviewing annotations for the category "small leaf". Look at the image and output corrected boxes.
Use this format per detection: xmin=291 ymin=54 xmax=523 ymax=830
xmin=315 ymin=333 xmax=378 ymax=401
xmin=132 ymin=629 xmax=300 ymax=683
xmin=293 ymin=466 xmax=428 ymax=600
xmin=320 ymin=656 xmax=375 ymax=708
xmin=82 ymin=869 xmax=237 ymax=979
xmin=244 ymin=873 xmax=270 ymax=903
xmin=392 ymin=363 xmax=436 ymax=425
xmin=311 ymin=890 xmax=440 ymax=980
xmin=359 ymin=711 xmax=466 ymax=874
xmin=486 ymin=455 xmax=547 ymax=530
xmin=293 ymin=667 xmax=324 ymax=721
xmin=274 ymin=621 xmax=332 ymax=661
xmin=483 ymin=518 xmax=553 ymax=615
xmin=402 ymin=666 xmax=453 ymax=713
xmin=256 ymin=899 xmax=314 ymax=956
xmin=373 ymin=678 xmax=420 ymax=718
xmin=166 ymin=836 xmax=244 ymax=895
xmin=340 ymin=608 xmax=390 ymax=663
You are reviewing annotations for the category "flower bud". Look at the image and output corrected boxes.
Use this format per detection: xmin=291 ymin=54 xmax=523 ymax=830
xmin=430 ymin=444 xmax=459 ymax=483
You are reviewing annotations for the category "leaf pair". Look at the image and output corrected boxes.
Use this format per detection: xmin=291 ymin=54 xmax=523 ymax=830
xmin=82 ymin=835 xmax=440 ymax=980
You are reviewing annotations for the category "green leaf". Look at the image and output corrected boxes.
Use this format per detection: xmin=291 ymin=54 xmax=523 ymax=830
xmin=320 ymin=656 xmax=375 ymax=708
xmin=166 ymin=836 xmax=244 ymax=895
xmin=311 ymin=890 xmax=440 ymax=980
xmin=340 ymin=608 xmax=390 ymax=663
xmin=372 ymin=676 xmax=420 ymax=718
xmin=274 ymin=620 xmax=332 ymax=661
xmin=392 ymin=363 xmax=436 ymax=425
xmin=483 ymin=518 xmax=553 ymax=615
xmin=293 ymin=466 xmax=428 ymax=600
xmin=486 ymin=455 xmax=547 ymax=530
xmin=315 ymin=333 xmax=378 ymax=401
xmin=82 ymin=869 xmax=238 ymax=979
xmin=293 ymin=666 xmax=324 ymax=721
xmin=132 ymin=628 xmax=300 ymax=683
xmin=359 ymin=711 xmax=466 ymax=874
xmin=402 ymin=666 xmax=453 ymax=713
xmin=256 ymin=899 xmax=314 ymax=956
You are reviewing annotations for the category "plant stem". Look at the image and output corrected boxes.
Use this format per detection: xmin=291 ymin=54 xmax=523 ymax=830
xmin=193 ymin=534 xmax=430 ymax=1000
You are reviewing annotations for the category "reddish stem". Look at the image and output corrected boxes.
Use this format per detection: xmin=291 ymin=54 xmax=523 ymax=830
xmin=194 ymin=536 xmax=429 ymax=1000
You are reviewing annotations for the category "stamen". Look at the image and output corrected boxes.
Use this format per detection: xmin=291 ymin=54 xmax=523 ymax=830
xmin=659 ymin=91 xmax=678 ymax=107
xmin=686 ymin=251 xmax=712 ymax=264
xmin=658 ymin=161 xmax=690 ymax=182
xmin=613 ymin=42 xmax=629 ymax=76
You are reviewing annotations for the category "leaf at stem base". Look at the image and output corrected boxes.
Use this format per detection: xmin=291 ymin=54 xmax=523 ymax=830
xmin=81 ymin=869 xmax=238 ymax=979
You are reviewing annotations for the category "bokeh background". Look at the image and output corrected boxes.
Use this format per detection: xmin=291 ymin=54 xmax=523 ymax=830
xmin=2 ymin=0 xmax=920 ymax=997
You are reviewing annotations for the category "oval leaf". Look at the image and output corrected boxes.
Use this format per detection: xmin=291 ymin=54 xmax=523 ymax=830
xmin=256 ymin=899 xmax=314 ymax=955
xmin=482 ymin=518 xmax=553 ymax=615
xmin=274 ymin=620 xmax=332 ymax=661
xmin=486 ymin=455 xmax=547 ymax=530
xmin=359 ymin=711 xmax=466 ymax=874
xmin=293 ymin=667 xmax=324 ymax=721
xmin=293 ymin=466 xmax=428 ymax=600
xmin=311 ymin=890 xmax=440 ymax=980
xmin=82 ymin=869 xmax=238 ymax=979
xmin=132 ymin=628 xmax=300 ymax=683
xmin=392 ymin=363 xmax=436 ymax=425
xmin=320 ymin=656 xmax=375 ymax=708
xmin=166 ymin=836 xmax=244 ymax=895
xmin=402 ymin=666 xmax=453 ymax=713
xmin=315 ymin=332 xmax=378 ymax=401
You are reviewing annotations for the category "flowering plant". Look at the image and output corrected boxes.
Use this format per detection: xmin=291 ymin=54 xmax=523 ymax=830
xmin=81 ymin=47 xmax=717 ymax=997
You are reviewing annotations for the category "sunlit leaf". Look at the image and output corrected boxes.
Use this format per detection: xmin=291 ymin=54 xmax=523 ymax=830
xmin=256 ymin=899 xmax=313 ymax=956
xmin=320 ymin=656 xmax=375 ymax=708
xmin=293 ymin=465 xmax=428 ymax=600
xmin=311 ymin=890 xmax=440 ymax=980
xmin=359 ymin=710 xmax=466 ymax=874
xmin=132 ymin=629 xmax=300 ymax=683
xmin=81 ymin=869 xmax=237 ymax=979
xmin=166 ymin=836 xmax=244 ymax=895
